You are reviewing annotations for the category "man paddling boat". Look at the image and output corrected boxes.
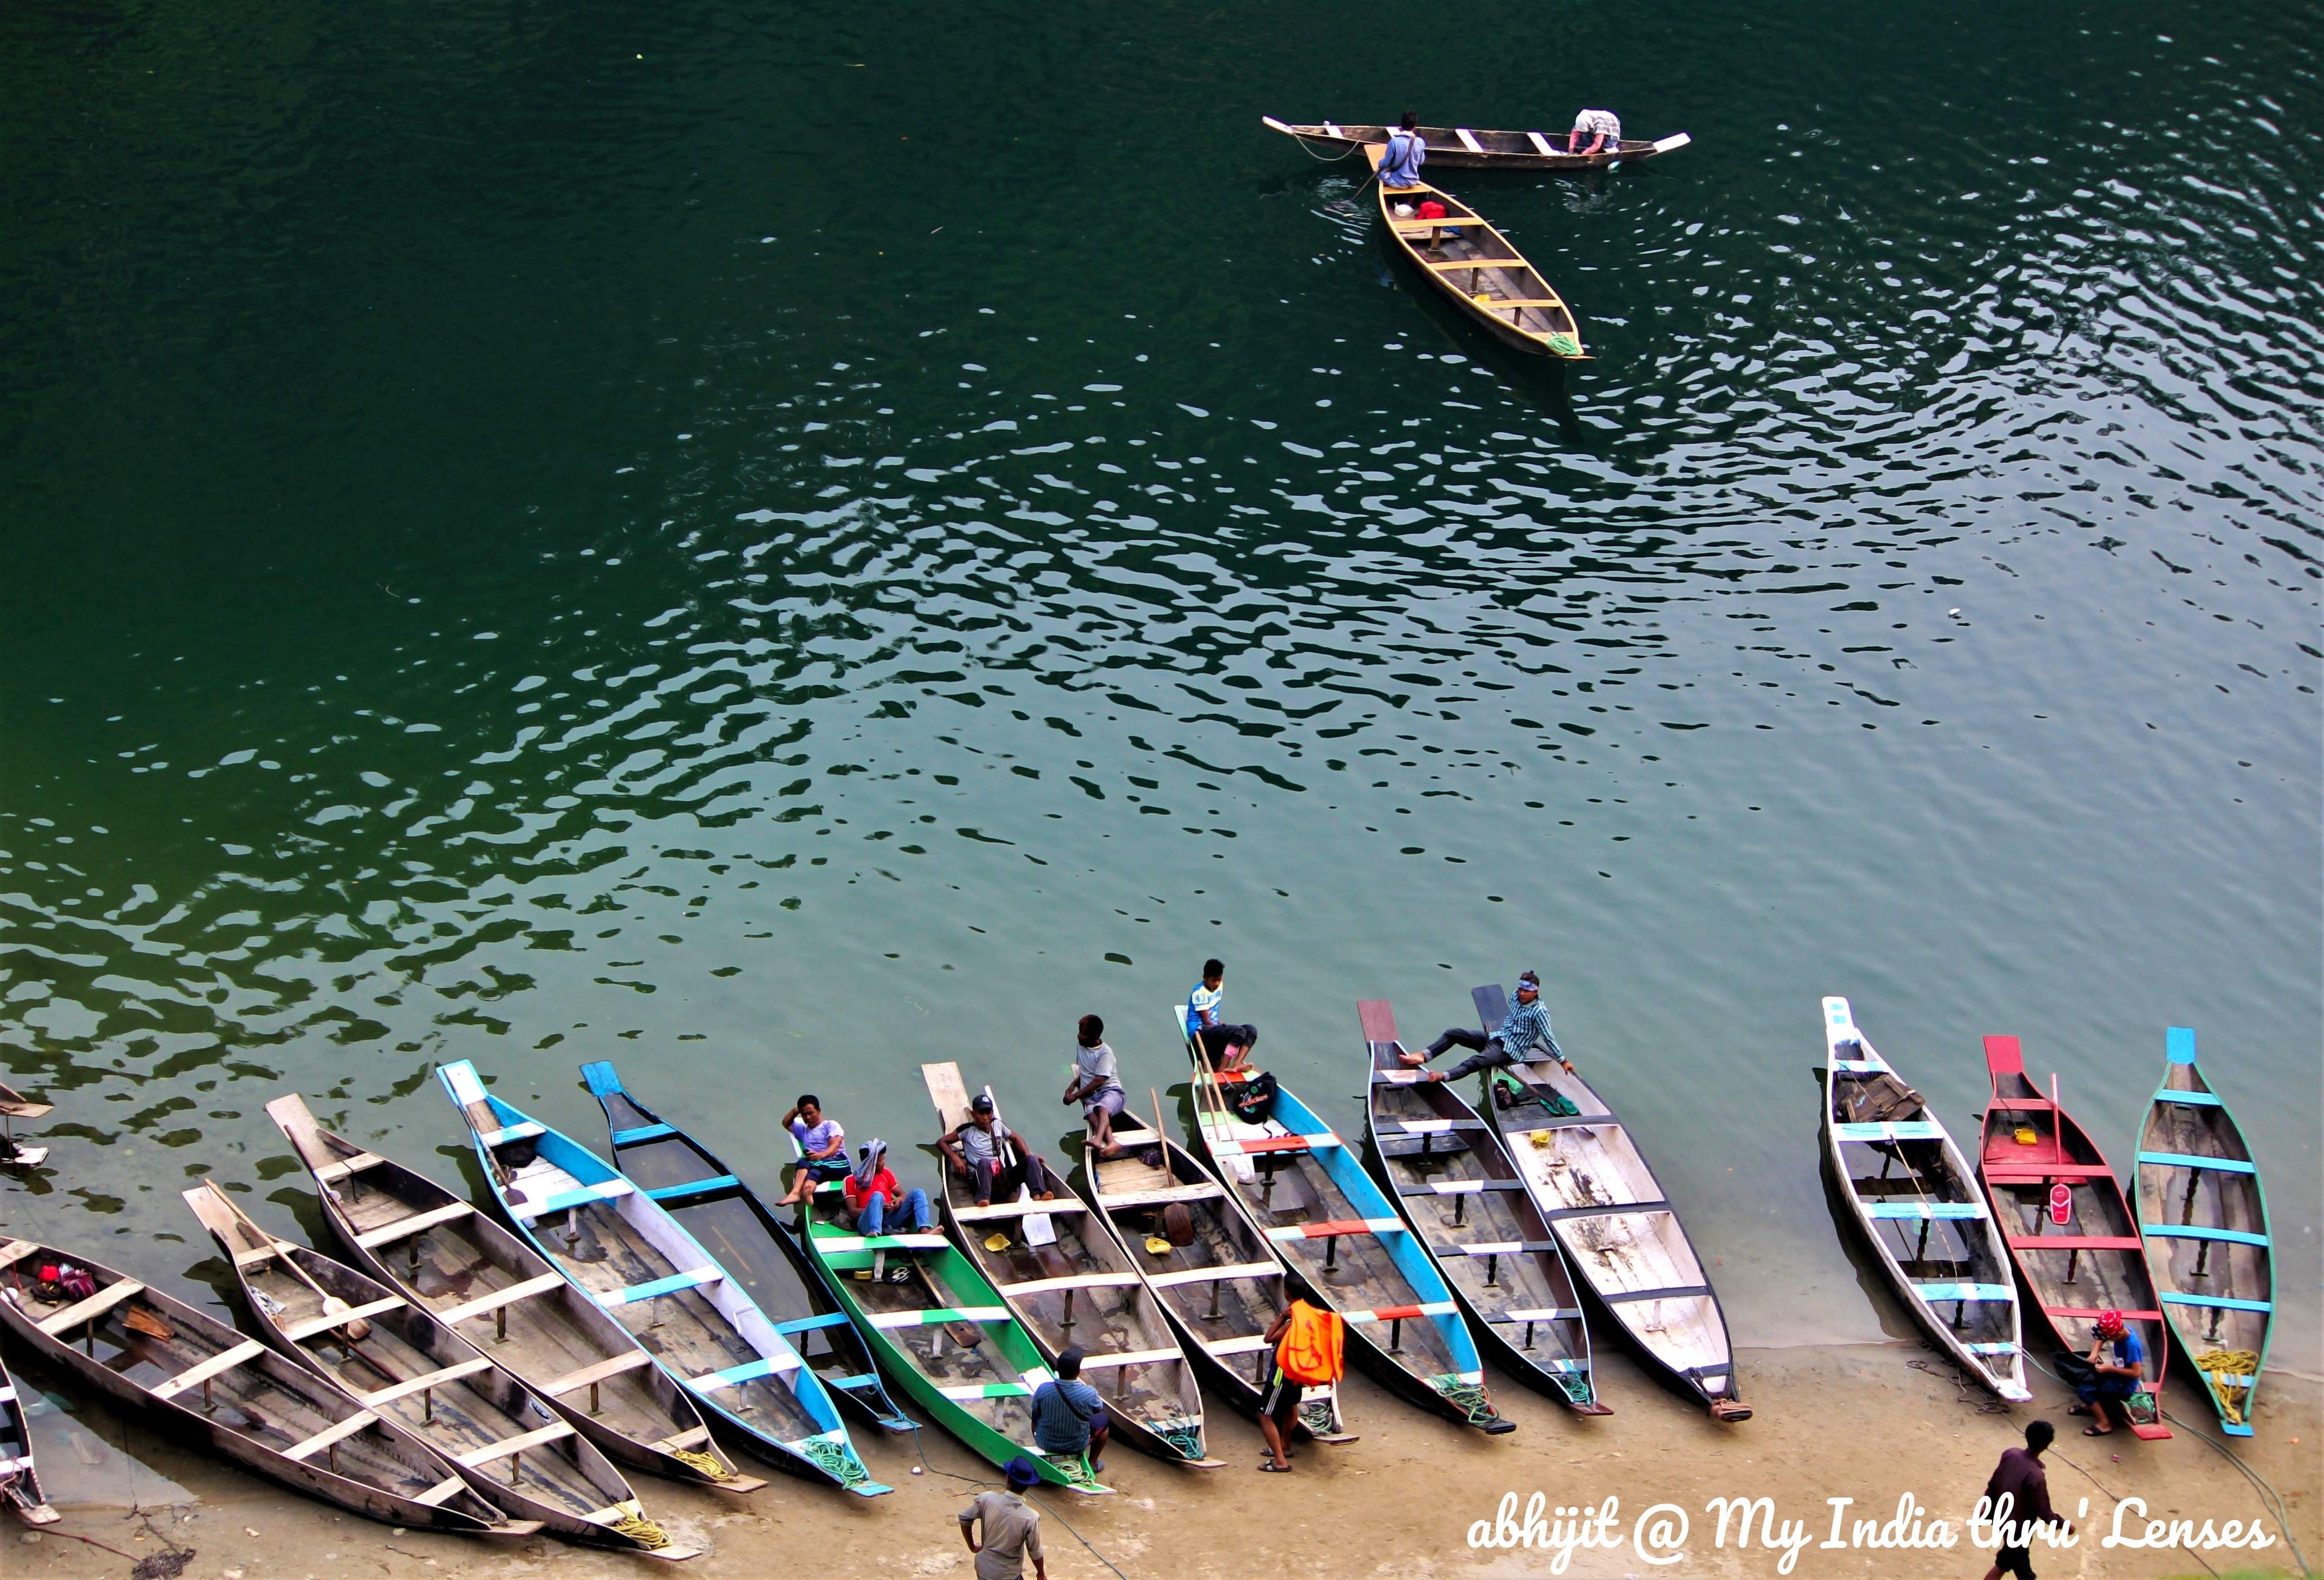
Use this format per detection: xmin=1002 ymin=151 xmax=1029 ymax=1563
xmin=1377 ymin=112 xmax=1427 ymax=189
xmin=1400 ymin=970 xmax=1572 ymax=1081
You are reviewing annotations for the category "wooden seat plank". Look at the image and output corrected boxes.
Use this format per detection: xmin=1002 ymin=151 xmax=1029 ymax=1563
xmin=454 ymin=1420 xmax=575 ymax=1468
xmin=538 ymin=1350 xmax=653 ymax=1397
xmin=436 ymin=1272 xmax=569 ymax=1326
xmin=149 ymin=1339 xmax=271 ymax=1400
xmin=994 ymin=1271 xmax=1141 ymax=1297
xmin=283 ymin=1297 xmax=406 ymax=1342
xmin=1071 ymin=1346 xmax=1184 ymax=1371
xmin=359 ymin=1357 xmax=497 ymax=1409
xmin=282 ymin=1409 xmax=383 ymax=1462
xmin=354 ymin=1202 xmax=474 ymax=1249
xmin=1147 ymin=1261 xmax=1279 ymax=1289
xmin=316 ymin=1152 xmax=387 ymax=1183
xmin=38 ymin=1280 xmax=148 ymax=1336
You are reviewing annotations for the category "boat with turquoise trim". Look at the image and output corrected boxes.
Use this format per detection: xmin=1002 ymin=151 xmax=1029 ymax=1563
xmin=2135 ymin=1027 xmax=2272 ymax=1438
xmin=435 ymin=1060 xmax=889 ymax=1494
xmin=1819 ymin=998 xmax=2029 ymax=1402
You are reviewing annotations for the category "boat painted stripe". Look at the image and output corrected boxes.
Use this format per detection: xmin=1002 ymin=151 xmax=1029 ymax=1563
xmin=1455 ymin=127 xmax=1485 ymax=153
xmin=1600 ymin=1284 xmax=1713 ymax=1305
xmin=1147 ymin=1261 xmax=1278 ymax=1289
xmin=1651 ymin=132 xmax=1693 ymax=153
xmin=1415 ymin=1179 xmax=1524 ymax=1196
xmin=935 ymin=1382 xmax=1033 ymax=1401
xmin=2159 ymin=1293 xmax=2272 ymax=1313
xmin=1526 ymin=131 xmax=1555 ymax=156
xmin=825 ymin=1373 xmax=882 ymax=1390
xmin=866 ymin=1306 xmax=1011 ymax=1329
xmin=2139 ymin=1224 xmax=2268 ymax=1246
xmin=2138 ymin=1151 xmax=2256 ymax=1173
xmin=815 ymin=1233 xmax=948 ymax=1253
xmin=2151 ymin=1090 xmax=2222 ymax=1106
xmin=1868 ymin=1201 xmax=1987 ymax=1219
xmin=606 ymin=1267 xmax=722 ymax=1306
xmin=1831 ymin=1060 xmax=1888 ymax=1073
xmin=995 ymin=1272 xmax=1142 ymax=1297
xmin=1963 ymin=1342 xmax=2020 ymax=1354
xmin=0 ymin=1387 xmax=12 ymax=1406
xmin=644 ymin=1175 xmax=742 ymax=1204
xmin=1072 ymin=1347 xmax=1184 ymax=1371
xmin=2166 ymin=1027 xmax=2197 ymax=1065
xmin=1487 ymin=1307 xmax=1582 ymax=1323
xmin=1431 ymin=1240 xmax=1558 ymax=1257
xmin=693 ymin=1357 xmax=795 ymax=1391
xmin=512 ymin=1179 xmax=634 ymax=1218
xmin=2047 ymin=1307 xmax=2165 ymax=1321
xmin=611 ymin=1123 xmax=677 ymax=1145
xmin=1201 ymin=1335 xmax=1274 ymax=1356
xmin=1341 ymin=1302 xmax=1458 ymax=1323
xmin=1391 ymin=1119 xmax=1485 ymax=1135
xmin=773 ymin=1312 xmax=855 ymax=1334
xmin=1914 ymin=1283 xmax=2015 ymax=1303
xmin=1214 ymin=1133 xmax=1339 ymax=1156
xmin=479 ymin=1120 xmax=546 ymax=1148
xmin=2007 ymin=1236 xmax=2147 ymax=1251
xmin=1833 ymin=1121 xmax=1943 ymax=1142
xmin=1265 ymin=1218 xmax=1402 ymax=1241
xmin=1982 ymin=1165 xmax=2112 ymax=1179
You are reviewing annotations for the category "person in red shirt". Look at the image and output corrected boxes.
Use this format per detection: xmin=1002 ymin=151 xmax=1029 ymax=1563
xmin=842 ymin=1139 xmax=932 ymax=1252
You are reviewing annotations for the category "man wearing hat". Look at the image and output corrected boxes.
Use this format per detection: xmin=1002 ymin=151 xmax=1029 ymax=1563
xmin=940 ymin=1092 xmax=1059 ymax=1208
xmin=958 ymin=1458 xmax=1047 ymax=1580
xmin=1400 ymin=970 xmax=1575 ymax=1082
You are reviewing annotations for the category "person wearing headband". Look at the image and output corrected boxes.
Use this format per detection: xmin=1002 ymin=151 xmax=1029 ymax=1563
xmin=1400 ymin=970 xmax=1574 ymax=1082
xmin=842 ymin=1139 xmax=931 ymax=1257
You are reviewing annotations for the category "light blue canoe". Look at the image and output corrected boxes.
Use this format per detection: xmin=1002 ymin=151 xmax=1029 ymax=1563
xmin=436 ymin=1060 xmax=889 ymax=1495
xmin=1175 ymin=1010 xmax=1512 ymax=1433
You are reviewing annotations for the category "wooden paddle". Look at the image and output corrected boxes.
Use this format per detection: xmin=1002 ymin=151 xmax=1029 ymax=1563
xmin=201 ymin=1182 xmax=373 ymax=1341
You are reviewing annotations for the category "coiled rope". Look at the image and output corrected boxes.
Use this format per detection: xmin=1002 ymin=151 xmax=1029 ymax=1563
xmin=1149 ymin=1421 xmax=1206 ymax=1462
xmin=1430 ymin=1373 xmax=1498 ymax=1426
xmin=606 ymin=1510 xmax=670 ymax=1548
xmin=667 ymin=1446 xmax=730 ymax=1481
xmin=798 ymin=1435 xmax=869 ymax=1487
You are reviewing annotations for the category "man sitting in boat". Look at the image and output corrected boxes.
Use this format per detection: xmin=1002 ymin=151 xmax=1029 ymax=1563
xmin=941 ymin=1093 xmax=1059 ymax=1208
xmin=840 ymin=1139 xmax=931 ymax=1259
xmin=1377 ymin=112 xmax=1427 ymax=189
xmin=775 ymin=1093 xmax=847 ymax=1206
xmin=1028 ymin=1346 xmax=1109 ymax=1473
xmin=2071 ymin=1311 xmax=2146 ymax=1436
xmin=1568 ymin=108 xmax=1622 ymax=156
xmin=1060 ymin=1014 xmax=1129 ymax=1159
xmin=1400 ymin=970 xmax=1574 ymax=1082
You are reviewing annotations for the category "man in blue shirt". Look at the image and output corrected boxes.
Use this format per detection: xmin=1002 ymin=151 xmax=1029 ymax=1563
xmin=1028 ymin=1346 xmax=1109 ymax=1472
xmin=2073 ymin=1311 xmax=2146 ymax=1436
xmin=1377 ymin=112 xmax=1427 ymax=190
xmin=1186 ymin=958 xmax=1257 ymax=1073
xmin=1400 ymin=971 xmax=1573 ymax=1082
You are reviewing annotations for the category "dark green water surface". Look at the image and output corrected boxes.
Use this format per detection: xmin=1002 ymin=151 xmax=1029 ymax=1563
xmin=3 ymin=1 xmax=2317 ymax=1370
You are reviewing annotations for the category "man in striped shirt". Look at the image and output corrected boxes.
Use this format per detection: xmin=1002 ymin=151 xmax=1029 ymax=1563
xmin=1400 ymin=971 xmax=1573 ymax=1082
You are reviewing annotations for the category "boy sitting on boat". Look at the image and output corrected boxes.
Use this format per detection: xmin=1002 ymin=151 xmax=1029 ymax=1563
xmin=941 ymin=1093 xmax=1059 ymax=1207
xmin=776 ymin=1093 xmax=848 ymax=1206
xmin=1187 ymin=958 xmax=1259 ymax=1072
xmin=1400 ymin=970 xmax=1574 ymax=1082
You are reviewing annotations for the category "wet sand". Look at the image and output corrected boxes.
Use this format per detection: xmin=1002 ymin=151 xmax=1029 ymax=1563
xmin=12 ymin=1342 xmax=2316 ymax=1579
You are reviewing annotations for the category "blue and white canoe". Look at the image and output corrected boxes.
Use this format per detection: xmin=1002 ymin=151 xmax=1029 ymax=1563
xmin=2135 ymin=1028 xmax=2273 ymax=1438
xmin=1820 ymin=997 xmax=2030 ymax=1402
xmin=436 ymin=1061 xmax=888 ymax=1496
xmin=1175 ymin=1010 xmax=1513 ymax=1434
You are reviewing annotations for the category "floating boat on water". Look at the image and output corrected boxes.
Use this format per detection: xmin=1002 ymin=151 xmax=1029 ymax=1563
xmin=1817 ymin=998 xmax=2029 ymax=1402
xmin=1263 ymin=116 xmax=1691 ymax=171
xmin=578 ymin=1061 xmax=913 ymax=1435
xmin=1977 ymin=1035 xmax=2170 ymax=1440
xmin=0 ymin=1082 xmax=51 ymax=1169
xmin=793 ymin=1160 xmax=1109 ymax=1494
xmin=264 ymin=1094 xmax=760 ymax=1493
xmin=0 ymin=1239 xmax=521 ymax=1534
xmin=436 ymin=1061 xmax=889 ymax=1493
xmin=921 ymin=1064 xmax=1214 ymax=1467
xmin=1071 ymin=1090 xmax=1352 ymax=1443
xmin=1470 ymin=983 xmax=1749 ymax=1421
xmin=0 ymin=1348 xmax=58 ymax=1526
xmin=1364 ymin=147 xmax=1587 ymax=360
xmin=1172 ymin=1009 xmax=1513 ymax=1434
xmin=2135 ymin=1027 xmax=2272 ymax=1438
xmin=181 ymin=1183 xmax=689 ymax=1557
xmin=1359 ymin=1000 xmax=1607 ymax=1414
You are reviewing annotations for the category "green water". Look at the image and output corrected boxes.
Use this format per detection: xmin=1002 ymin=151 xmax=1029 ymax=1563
xmin=2 ymin=0 xmax=2316 ymax=1382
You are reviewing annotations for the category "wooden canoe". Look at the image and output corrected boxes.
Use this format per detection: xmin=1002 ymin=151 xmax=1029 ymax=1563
xmin=2135 ymin=1027 xmax=2272 ymax=1438
xmin=0 ymin=1348 xmax=58 ymax=1526
xmin=922 ymin=1064 xmax=1214 ymax=1467
xmin=1977 ymin=1035 xmax=2170 ymax=1439
xmin=1359 ymin=1000 xmax=1608 ymax=1414
xmin=182 ymin=1184 xmax=689 ymax=1557
xmin=1172 ymin=1009 xmax=1513 ymax=1433
xmin=794 ymin=1175 xmax=1109 ymax=1493
xmin=579 ymin=1061 xmax=913 ymax=1435
xmin=1071 ymin=1093 xmax=1352 ymax=1442
xmin=1471 ymin=983 xmax=1749 ymax=1420
xmin=1818 ymin=998 xmax=2030 ymax=1402
xmin=264 ymin=1093 xmax=760 ymax=1493
xmin=0 ymin=1239 xmax=519 ymax=1534
xmin=1364 ymin=145 xmax=1587 ymax=359
xmin=436 ymin=1061 xmax=889 ymax=1494
xmin=1264 ymin=116 xmax=1691 ymax=172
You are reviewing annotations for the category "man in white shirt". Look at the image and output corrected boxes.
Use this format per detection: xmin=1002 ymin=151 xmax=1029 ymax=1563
xmin=1569 ymin=107 xmax=1623 ymax=156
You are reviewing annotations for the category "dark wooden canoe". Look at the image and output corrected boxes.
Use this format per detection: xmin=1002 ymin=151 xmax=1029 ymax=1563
xmin=1471 ymin=983 xmax=1749 ymax=1421
xmin=1071 ymin=1094 xmax=1352 ymax=1442
xmin=1365 ymin=149 xmax=1587 ymax=360
xmin=1264 ymin=116 xmax=1690 ymax=171
xmin=182 ymin=1184 xmax=691 ymax=1557
xmin=1359 ymin=999 xmax=1608 ymax=1414
xmin=264 ymin=1093 xmax=763 ymax=1493
xmin=0 ymin=1239 xmax=520 ymax=1534
xmin=2136 ymin=1027 xmax=2270 ymax=1438
xmin=1978 ymin=1034 xmax=2170 ymax=1440
xmin=579 ymin=1060 xmax=913 ymax=1435
xmin=0 ymin=1349 xmax=58 ymax=1526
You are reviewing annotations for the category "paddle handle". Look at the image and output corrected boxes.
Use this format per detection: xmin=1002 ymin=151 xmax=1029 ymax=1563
xmin=207 ymin=1182 xmax=336 ymax=1306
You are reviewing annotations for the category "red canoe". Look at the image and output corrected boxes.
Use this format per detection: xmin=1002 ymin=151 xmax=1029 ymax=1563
xmin=1976 ymin=1036 xmax=2170 ymax=1439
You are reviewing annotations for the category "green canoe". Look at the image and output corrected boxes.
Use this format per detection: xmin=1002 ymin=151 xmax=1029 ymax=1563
xmin=798 ymin=1195 xmax=1109 ymax=1494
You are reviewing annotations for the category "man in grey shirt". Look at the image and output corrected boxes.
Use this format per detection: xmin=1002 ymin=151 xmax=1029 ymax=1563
xmin=959 ymin=1457 xmax=1046 ymax=1580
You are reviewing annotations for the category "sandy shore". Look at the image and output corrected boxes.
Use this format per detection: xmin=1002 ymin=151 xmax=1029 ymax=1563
xmin=12 ymin=1340 xmax=2316 ymax=1580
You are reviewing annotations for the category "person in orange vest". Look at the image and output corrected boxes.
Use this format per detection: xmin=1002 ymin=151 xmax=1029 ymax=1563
xmin=1256 ymin=1273 xmax=1343 ymax=1472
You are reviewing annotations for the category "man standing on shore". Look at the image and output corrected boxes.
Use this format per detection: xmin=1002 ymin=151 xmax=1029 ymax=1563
xmin=959 ymin=1457 xmax=1047 ymax=1580
xmin=1978 ymin=1420 xmax=2069 ymax=1580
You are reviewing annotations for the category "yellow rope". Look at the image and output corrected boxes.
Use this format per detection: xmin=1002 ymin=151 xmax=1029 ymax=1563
xmin=669 ymin=1446 xmax=728 ymax=1480
xmin=607 ymin=1511 xmax=669 ymax=1548
xmin=2195 ymin=1350 xmax=2260 ymax=1426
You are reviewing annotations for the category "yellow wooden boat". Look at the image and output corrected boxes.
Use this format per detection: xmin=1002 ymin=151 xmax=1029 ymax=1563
xmin=1365 ymin=145 xmax=1587 ymax=360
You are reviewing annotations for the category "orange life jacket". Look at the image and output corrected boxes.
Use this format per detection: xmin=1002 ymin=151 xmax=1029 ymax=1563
xmin=1277 ymin=1300 xmax=1344 ymax=1384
